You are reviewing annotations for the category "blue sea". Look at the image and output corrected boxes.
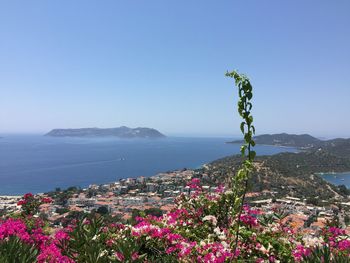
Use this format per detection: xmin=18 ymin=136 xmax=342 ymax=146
xmin=0 ymin=135 xmax=298 ymax=195
xmin=320 ymin=172 xmax=350 ymax=188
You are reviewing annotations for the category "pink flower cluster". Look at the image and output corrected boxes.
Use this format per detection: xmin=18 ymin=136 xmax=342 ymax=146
xmin=16 ymin=193 xmax=53 ymax=216
xmin=131 ymin=216 xmax=234 ymax=262
xmin=321 ymin=226 xmax=350 ymax=256
xmin=239 ymin=205 xmax=259 ymax=227
xmin=0 ymin=217 xmax=73 ymax=263
xmin=187 ymin=178 xmax=201 ymax=190
xmin=292 ymin=244 xmax=311 ymax=262
xmin=0 ymin=218 xmax=31 ymax=242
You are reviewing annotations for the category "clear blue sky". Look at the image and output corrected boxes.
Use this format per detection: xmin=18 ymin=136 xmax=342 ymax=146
xmin=0 ymin=1 xmax=349 ymax=137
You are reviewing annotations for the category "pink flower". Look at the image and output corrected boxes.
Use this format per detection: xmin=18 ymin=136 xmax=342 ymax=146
xmin=37 ymin=243 xmax=74 ymax=263
xmin=269 ymin=255 xmax=276 ymax=262
xmin=55 ymin=230 xmax=70 ymax=242
xmin=24 ymin=193 xmax=34 ymax=199
xmin=328 ymin=227 xmax=346 ymax=237
xmin=292 ymin=245 xmax=311 ymax=262
xmin=0 ymin=218 xmax=31 ymax=243
xmin=83 ymin=219 xmax=91 ymax=225
xmin=115 ymin=252 xmax=124 ymax=261
xmin=215 ymin=185 xmax=225 ymax=193
xmin=187 ymin=178 xmax=201 ymax=190
xmin=131 ymin=252 xmax=139 ymax=260
xmin=338 ymin=239 xmax=350 ymax=251
xmin=17 ymin=200 xmax=26 ymax=206
xmin=106 ymin=239 xmax=114 ymax=247
xmin=239 ymin=214 xmax=258 ymax=227
xmin=41 ymin=197 xmax=52 ymax=203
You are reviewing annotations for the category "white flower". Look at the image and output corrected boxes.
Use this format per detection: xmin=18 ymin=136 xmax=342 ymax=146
xmin=214 ymin=227 xmax=222 ymax=235
xmin=221 ymin=241 xmax=229 ymax=248
xmin=303 ymin=236 xmax=324 ymax=247
xmin=259 ymin=244 xmax=268 ymax=254
xmin=203 ymin=215 xmax=217 ymax=226
xmin=99 ymin=250 xmax=108 ymax=257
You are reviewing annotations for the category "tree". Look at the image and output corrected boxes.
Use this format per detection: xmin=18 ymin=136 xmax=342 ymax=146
xmin=96 ymin=206 xmax=109 ymax=215
xmin=338 ymin=184 xmax=350 ymax=196
xmin=306 ymin=197 xmax=320 ymax=206
xmin=145 ymin=208 xmax=163 ymax=217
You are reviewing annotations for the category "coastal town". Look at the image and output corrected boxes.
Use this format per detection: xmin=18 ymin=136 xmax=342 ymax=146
xmin=2 ymin=167 xmax=350 ymax=237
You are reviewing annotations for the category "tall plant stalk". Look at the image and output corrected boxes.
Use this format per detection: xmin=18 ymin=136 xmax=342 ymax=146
xmin=225 ymin=70 xmax=256 ymax=250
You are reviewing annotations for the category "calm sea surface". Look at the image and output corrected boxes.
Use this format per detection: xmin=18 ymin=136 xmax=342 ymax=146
xmin=320 ymin=172 xmax=350 ymax=188
xmin=0 ymin=135 xmax=298 ymax=195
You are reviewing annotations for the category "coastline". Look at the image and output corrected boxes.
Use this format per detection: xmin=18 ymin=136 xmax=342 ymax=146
xmin=227 ymin=141 xmax=301 ymax=150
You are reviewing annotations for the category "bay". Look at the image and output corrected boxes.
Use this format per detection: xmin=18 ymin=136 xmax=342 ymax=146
xmin=0 ymin=135 xmax=297 ymax=195
xmin=320 ymin=172 xmax=350 ymax=188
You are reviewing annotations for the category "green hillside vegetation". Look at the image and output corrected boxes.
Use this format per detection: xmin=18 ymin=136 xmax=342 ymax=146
xmin=199 ymin=148 xmax=350 ymax=200
xmin=315 ymin=138 xmax=350 ymax=157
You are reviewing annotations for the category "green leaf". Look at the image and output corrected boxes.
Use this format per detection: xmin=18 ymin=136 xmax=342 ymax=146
xmin=240 ymin=145 xmax=247 ymax=157
xmin=238 ymin=101 xmax=244 ymax=111
xmin=244 ymin=132 xmax=252 ymax=142
xmin=246 ymin=92 xmax=252 ymax=100
xmin=237 ymin=169 xmax=247 ymax=180
xmin=246 ymin=102 xmax=252 ymax=111
xmin=251 ymin=125 xmax=256 ymax=135
xmin=247 ymin=116 xmax=253 ymax=125
xmin=240 ymin=122 xmax=245 ymax=134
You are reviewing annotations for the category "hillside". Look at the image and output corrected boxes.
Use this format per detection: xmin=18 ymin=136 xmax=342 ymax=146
xmin=230 ymin=133 xmax=322 ymax=148
xmin=314 ymin=138 xmax=350 ymax=158
xmin=45 ymin=126 xmax=166 ymax=138
xmin=199 ymin=149 xmax=350 ymax=200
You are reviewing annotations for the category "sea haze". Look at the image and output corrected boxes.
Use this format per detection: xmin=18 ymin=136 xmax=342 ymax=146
xmin=0 ymin=135 xmax=298 ymax=195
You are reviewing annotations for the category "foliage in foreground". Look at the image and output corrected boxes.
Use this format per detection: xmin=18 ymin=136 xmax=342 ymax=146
xmin=1 ymin=182 xmax=350 ymax=263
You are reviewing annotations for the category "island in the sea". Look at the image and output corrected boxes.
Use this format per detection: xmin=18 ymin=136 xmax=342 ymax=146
xmin=45 ymin=126 xmax=166 ymax=138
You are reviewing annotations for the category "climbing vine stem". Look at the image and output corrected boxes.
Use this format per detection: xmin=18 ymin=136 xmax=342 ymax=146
xmin=225 ymin=70 xmax=256 ymax=251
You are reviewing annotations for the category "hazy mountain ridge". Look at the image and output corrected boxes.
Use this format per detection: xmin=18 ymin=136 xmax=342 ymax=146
xmin=45 ymin=126 xmax=166 ymax=138
xmin=230 ymin=133 xmax=350 ymax=152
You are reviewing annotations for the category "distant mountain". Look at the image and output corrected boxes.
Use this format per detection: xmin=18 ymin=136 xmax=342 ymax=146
xmin=230 ymin=133 xmax=322 ymax=148
xmin=45 ymin=126 xmax=166 ymax=138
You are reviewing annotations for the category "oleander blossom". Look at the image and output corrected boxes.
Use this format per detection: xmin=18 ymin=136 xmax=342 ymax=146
xmin=0 ymin=218 xmax=31 ymax=242
xmin=37 ymin=243 xmax=74 ymax=263
xmin=55 ymin=230 xmax=70 ymax=242
xmin=16 ymin=193 xmax=54 ymax=215
xmin=187 ymin=178 xmax=201 ymax=190
xmin=42 ymin=197 xmax=53 ymax=203
xmin=292 ymin=245 xmax=311 ymax=262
